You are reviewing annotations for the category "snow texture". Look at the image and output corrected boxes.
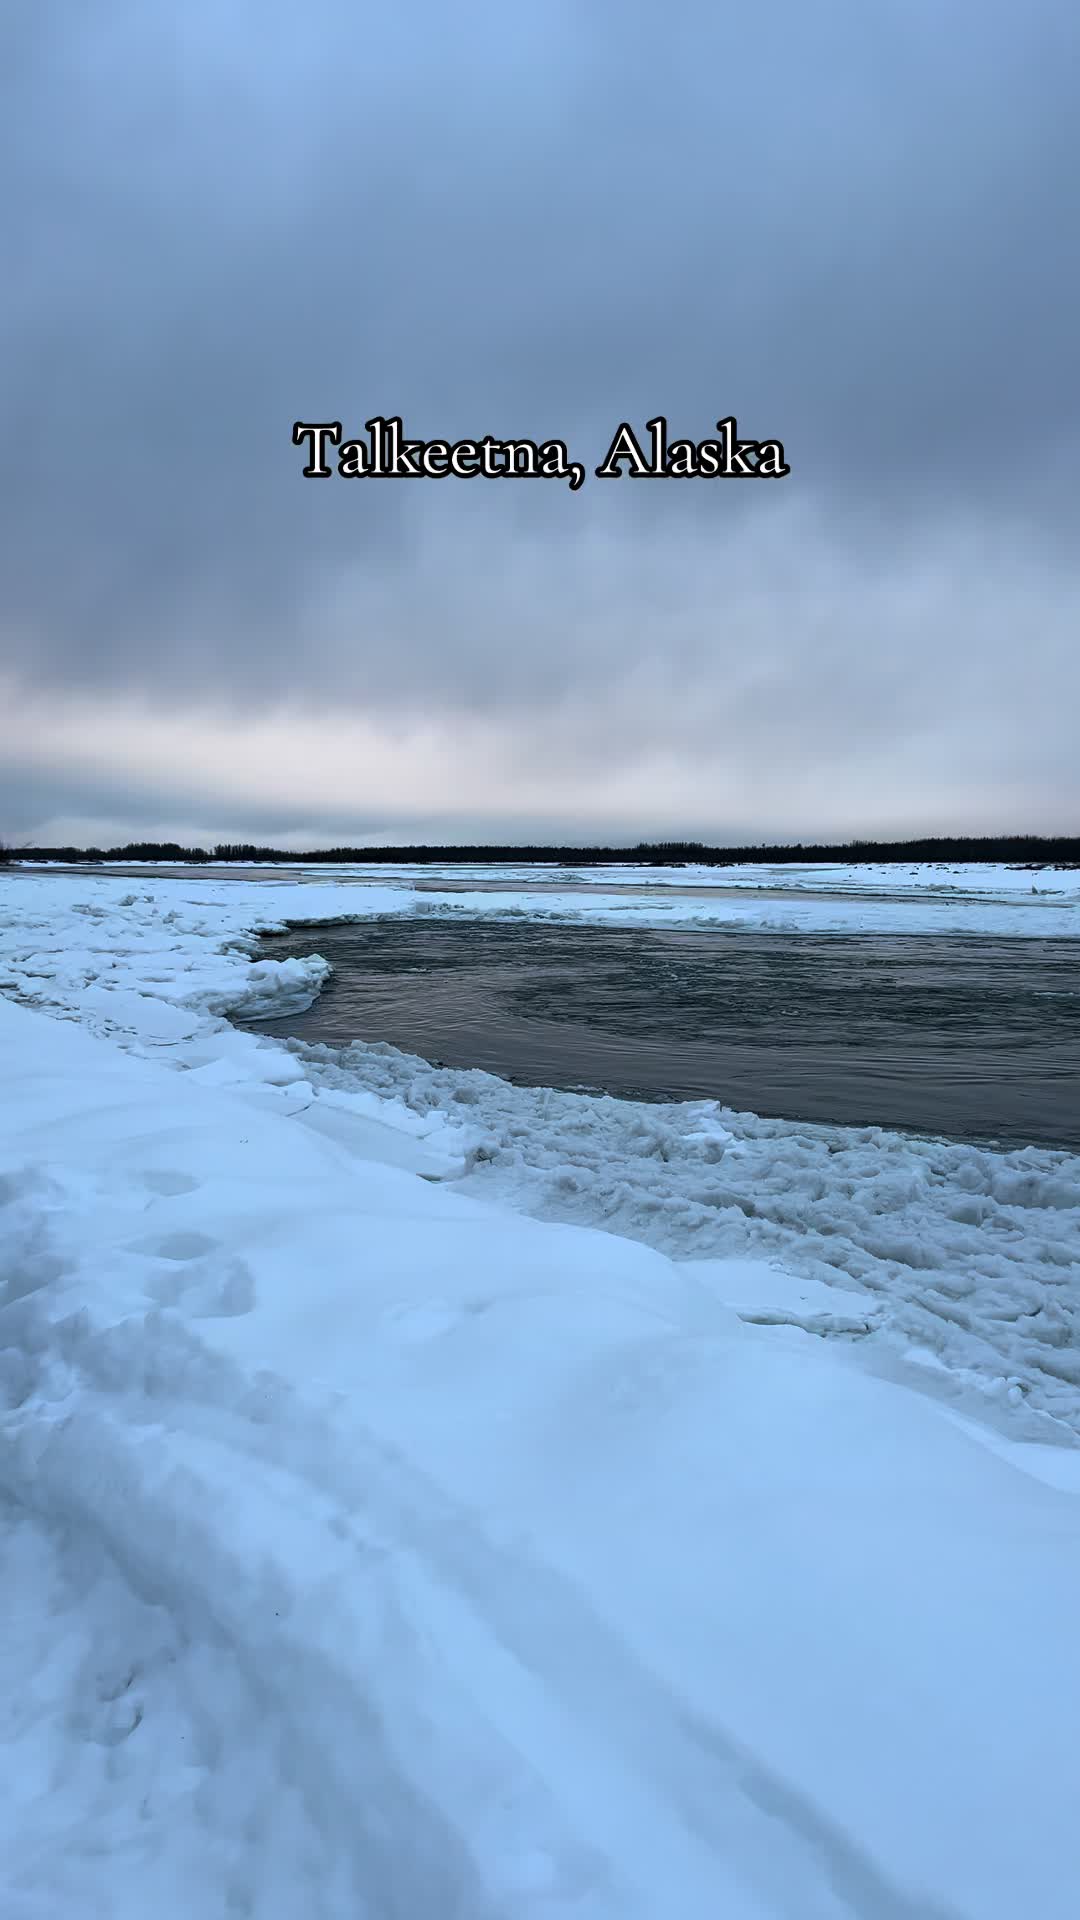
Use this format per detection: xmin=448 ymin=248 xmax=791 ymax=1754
xmin=2 ymin=864 xmax=1079 ymax=1918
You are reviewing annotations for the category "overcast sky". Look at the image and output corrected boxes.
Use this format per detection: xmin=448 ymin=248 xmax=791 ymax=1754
xmin=2 ymin=0 xmax=1077 ymax=848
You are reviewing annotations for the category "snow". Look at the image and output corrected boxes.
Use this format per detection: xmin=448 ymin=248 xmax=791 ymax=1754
xmin=2 ymin=864 xmax=1079 ymax=1917
xmin=36 ymin=856 xmax=1080 ymax=899
xmin=9 ymin=859 xmax=1080 ymax=939
xmin=338 ymin=1050 xmax=1079 ymax=1437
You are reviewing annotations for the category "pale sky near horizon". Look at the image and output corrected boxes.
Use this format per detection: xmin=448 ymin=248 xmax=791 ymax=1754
xmin=2 ymin=2 xmax=1077 ymax=848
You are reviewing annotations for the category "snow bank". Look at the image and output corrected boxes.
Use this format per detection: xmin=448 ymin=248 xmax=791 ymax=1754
xmin=3 ymin=993 xmax=1080 ymax=1918
xmin=3 ymin=869 xmax=1080 ymax=1915
xmin=2 ymin=868 xmax=1078 ymax=1428
xmin=292 ymin=1039 xmax=1080 ymax=1439
xmin=0 ymin=874 xmax=375 ymax=1041
xmin=5 ymin=862 xmax=1079 ymax=952
xmin=59 ymin=856 xmax=1079 ymax=900
xmin=582 ymin=860 xmax=1080 ymax=899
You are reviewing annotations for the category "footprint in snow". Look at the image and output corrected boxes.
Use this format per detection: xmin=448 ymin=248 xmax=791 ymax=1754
xmin=139 ymin=1168 xmax=201 ymax=1198
xmin=132 ymin=1234 xmax=257 ymax=1318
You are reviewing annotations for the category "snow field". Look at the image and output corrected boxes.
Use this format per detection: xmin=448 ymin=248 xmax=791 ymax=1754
xmin=1 ymin=866 xmax=1079 ymax=1916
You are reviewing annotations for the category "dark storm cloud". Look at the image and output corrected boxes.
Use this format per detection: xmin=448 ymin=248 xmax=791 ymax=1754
xmin=1 ymin=0 xmax=1078 ymax=834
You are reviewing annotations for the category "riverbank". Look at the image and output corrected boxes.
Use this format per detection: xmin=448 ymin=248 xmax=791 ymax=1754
xmin=2 ymin=867 xmax=1079 ymax=1917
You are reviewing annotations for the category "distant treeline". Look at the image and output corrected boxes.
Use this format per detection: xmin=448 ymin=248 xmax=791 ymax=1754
xmin=5 ymin=834 xmax=1079 ymax=867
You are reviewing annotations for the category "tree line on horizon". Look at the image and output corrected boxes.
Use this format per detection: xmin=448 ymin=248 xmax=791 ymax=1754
xmin=4 ymin=834 xmax=1079 ymax=867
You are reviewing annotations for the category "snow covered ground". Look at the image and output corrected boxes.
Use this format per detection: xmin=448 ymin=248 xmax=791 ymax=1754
xmin=41 ymin=856 xmax=1080 ymax=899
xmin=14 ymin=857 xmax=1080 ymax=935
xmin=2 ymin=865 xmax=1079 ymax=1917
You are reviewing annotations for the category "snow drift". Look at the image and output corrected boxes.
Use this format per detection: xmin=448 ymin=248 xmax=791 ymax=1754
xmin=2 ymin=867 xmax=1079 ymax=1917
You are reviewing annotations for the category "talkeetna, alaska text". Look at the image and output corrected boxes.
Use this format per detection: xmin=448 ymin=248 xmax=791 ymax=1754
xmin=291 ymin=416 xmax=789 ymax=486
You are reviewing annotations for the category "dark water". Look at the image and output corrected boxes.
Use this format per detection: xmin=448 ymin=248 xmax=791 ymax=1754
xmin=246 ymin=919 xmax=1080 ymax=1150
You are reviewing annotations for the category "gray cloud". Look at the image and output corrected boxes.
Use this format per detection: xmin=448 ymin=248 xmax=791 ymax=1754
xmin=1 ymin=0 xmax=1078 ymax=837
